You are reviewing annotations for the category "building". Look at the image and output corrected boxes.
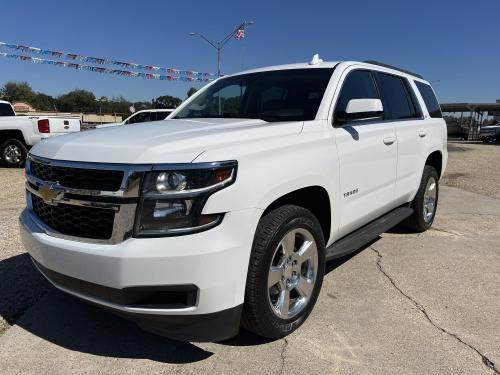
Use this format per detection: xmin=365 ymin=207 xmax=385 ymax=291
xmin=12 ymin=101 xmax=123 ymax=124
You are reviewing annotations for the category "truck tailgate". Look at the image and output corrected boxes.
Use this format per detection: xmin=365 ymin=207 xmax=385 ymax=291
xmin=47 ymin=117 xmax=81 ymax=134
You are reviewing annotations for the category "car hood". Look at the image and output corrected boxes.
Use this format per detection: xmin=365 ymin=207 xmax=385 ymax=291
xmin=30 ymin=118 xmax=303 ymax=164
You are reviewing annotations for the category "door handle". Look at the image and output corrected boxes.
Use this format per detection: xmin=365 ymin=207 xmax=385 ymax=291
xmin=383 ymin=136 xmax=396 ymax=145
xmin=418 ymin=130 xmax=427 ymax=138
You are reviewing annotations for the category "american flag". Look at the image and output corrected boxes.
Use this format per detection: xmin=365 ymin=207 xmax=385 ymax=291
xmin=235 ymin=28 xmax=245 ymax=40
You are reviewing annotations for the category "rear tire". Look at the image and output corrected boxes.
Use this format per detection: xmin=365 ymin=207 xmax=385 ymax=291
xmin=242 ymin=205 xmax=325 ymax=339
xmin=405 ymin=165 xmax=439 ymax=232
xmin=0 ymin=139 xmax=28 ymax=168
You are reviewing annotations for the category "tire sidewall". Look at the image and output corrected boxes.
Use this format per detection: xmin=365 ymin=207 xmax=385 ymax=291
xmin=251 ymin=208 xmax=325 ymax=337
xmin=0 ymin=139 xmax=27 ymax=168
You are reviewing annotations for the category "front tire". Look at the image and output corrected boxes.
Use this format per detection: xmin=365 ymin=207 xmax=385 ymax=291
xmin=242 ymin=205 xmax=325 ymax=339
xmin=405 ymin=165 xmax=439 ymax=232
xmin=0 ymin=139 xmax=28 ymax=168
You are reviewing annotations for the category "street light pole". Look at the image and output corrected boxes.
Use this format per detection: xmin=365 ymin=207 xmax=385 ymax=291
xmin=189 ymin=21 xmax=254 ymax=77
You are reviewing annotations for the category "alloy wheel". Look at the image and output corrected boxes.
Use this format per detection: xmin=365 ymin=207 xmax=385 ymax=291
xmin=267 ymin=228 xmax=318 ymax=319
xmin=423 ymin=176 xmax=437 ymax=223
xmin=3 ymin=144 xmax=22 ymax=164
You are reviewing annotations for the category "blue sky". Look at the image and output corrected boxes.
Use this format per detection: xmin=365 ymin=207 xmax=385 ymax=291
xmin=1 ymin=0 xmax=499 ymax=103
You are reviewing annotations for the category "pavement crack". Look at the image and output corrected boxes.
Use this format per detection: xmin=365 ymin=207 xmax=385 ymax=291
xmin=279 ymin=337 xmax=288 ymax=375
xmin=430 ymin=227 xmax=464 ymax=236
xmin=370 ymin=245 xmax=499 ymax=375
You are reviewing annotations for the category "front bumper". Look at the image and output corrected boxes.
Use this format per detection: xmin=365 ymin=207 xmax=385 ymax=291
xmin=20 ymin=207 xmax=262 ymax=341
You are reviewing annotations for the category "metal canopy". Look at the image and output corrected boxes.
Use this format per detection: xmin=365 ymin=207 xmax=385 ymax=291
xmin=440 ymin=102 xmax=500 ymax=140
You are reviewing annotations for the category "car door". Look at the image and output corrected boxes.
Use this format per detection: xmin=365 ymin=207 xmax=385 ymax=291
xmin=373 ymin=73 xmax=428 ymax=205
xmin=333 ymin=69 xmax=398 ymax=237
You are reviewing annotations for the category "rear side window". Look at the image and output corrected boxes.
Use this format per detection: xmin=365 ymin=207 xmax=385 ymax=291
xmin=128 ymin=112 xmax=152 ymax=124
xmin=335 ymin=70 xmax=379 ymax=118
xmin=156 ymin=112 xmax=171 ymax=120
xmin=415 ymin=81 xmax=442 ymax=118
xmin=0 ymin=103 xmax=15 ymax=116
xmin=375 ymin=73 xmax=416 ymax=120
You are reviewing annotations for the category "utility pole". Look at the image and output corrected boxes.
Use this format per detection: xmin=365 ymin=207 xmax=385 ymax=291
xmin=189 ymin=21 xmax=254 ymax=77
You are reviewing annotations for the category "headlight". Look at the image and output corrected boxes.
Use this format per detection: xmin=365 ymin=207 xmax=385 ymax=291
xmin=134 ymin=161 xmax=237 ymax=236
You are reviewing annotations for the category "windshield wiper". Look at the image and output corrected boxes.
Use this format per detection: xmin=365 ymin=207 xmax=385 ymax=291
xmin=224 ymin=114 xmax=285 ymax=122
xmin=175 ymin=114 xmax=285 ymax=122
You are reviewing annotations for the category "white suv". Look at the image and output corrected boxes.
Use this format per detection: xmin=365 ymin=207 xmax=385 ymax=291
xmin=20 ymin=58 xmax=447 ymax=341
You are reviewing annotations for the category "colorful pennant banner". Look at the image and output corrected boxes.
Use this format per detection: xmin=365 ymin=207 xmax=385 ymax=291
xmin=0 ymin=41 xmax=215 ymax=77
xmin=0 ymin=52 xmax=213 ymax=82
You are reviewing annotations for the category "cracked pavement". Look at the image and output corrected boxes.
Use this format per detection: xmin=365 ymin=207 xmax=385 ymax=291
xmin=371 ymin=246 xmax=499 ymax=375
xmin=0 ymin=184 xmax=499 ymax=374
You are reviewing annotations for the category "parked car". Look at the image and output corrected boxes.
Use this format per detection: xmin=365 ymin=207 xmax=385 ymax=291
xmin=479 ymin=123 xmax=500 ymax=142
xmin=446 ymin=122 xmax=469 ymax=140
xmin=20 ymin=58 xmax=447 ymax=342
xmin=96 ymin=109 xmax=174 ymax=128
xmin=0 ymin=100 xmax=81 ymax=167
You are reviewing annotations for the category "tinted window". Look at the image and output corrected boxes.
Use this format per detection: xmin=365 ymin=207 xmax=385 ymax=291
xmin=415 ymin=81 xmax=442 ymax=118
xmin=175 ymin=68 xmax=334 ymax=122
xmin=334 ymin=70 xmax=378 ymax=119
xmin=128 ymin=112 xmax=152 ymax=124
xmin=0 ymin=103 xmax=15 ymax=116
xmin=375 ymin=73 xmax=414 ymax=120
xmin=156 ymin=112 xmax=171 ymax=120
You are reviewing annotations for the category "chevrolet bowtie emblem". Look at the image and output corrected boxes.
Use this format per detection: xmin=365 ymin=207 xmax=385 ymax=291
xmin=38 ymin=184 xmax=62 ymax=204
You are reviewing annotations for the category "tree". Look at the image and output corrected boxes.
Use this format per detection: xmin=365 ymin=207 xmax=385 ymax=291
xmin=187 ymin=87 xmax=198 ymax=98
xmin=0 ymin=81 xmax=37 ymax=104
xmin=1 ymin=80 xmax=182 ymax=114
xmin=56 ymin=90 xmax=97 ymax=112
xmin=32 ymin=93 xmax=57 ymax=111
xmin=152 ymin=95 xmax=182 ymax=109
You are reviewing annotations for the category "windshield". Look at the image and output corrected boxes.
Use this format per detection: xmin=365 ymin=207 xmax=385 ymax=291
xmin=174 ymin=68 xmax=334 ymax=122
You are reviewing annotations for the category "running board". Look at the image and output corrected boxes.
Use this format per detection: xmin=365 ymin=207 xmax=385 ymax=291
xmin=325 ymin=206 xmax=414 ymax=260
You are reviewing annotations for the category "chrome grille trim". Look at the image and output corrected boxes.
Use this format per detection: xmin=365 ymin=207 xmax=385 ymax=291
xmin=26 ymin=155 xmax=151 ymax=198
xmin=25 ymin=154 xmax=152 ymax=244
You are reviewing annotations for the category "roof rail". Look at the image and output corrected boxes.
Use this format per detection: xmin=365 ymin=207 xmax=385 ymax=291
xmin=363 ymin=60 xmax=424 ymax=79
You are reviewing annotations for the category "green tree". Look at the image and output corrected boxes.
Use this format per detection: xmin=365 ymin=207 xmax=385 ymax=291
xmin=56 ymin=90 xmax=97 ymax=112
xmin=32 ymin=93 xmax=57 ymax=111
xmin=152 ymin=95 xmax=182 ymax=109
xmin=187 ymin=87 xmax=198 ymax=98
xmin=0 ymin=81 xmax=37 ymax=104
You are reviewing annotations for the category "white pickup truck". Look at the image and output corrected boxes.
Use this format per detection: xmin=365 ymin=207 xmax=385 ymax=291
xmin=20 ymin=58 xmax=447 ymax=342
xmin=96 ymin=109 xmax=174 ymax=128
xmin=0 ymin=100 xmax=81 ymax=167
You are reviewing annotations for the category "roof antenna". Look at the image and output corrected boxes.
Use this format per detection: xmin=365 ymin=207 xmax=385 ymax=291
xmin=309 ymin=54 xmax=323 ymax=65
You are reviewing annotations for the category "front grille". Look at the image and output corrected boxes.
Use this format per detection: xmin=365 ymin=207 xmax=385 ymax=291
xmin=30 ymin=160 xmax=124 ymax=191
xmin=31 ymin=194 xmax=115 ymax=240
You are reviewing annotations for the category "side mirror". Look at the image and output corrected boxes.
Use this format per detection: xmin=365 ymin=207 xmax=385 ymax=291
xmin=334 ymin=98 xmax=384 ymax=125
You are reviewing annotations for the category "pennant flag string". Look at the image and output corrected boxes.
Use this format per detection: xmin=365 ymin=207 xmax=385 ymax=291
xmin=0 ymin=41 xmax=215 ymax=77
xmin=0 ymin=52 xmax=213 ymax=82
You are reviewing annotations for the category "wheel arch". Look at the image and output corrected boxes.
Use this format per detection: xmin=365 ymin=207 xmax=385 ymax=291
xmin=0 ymin=130 xmax=28 ymax=146
xmin=261 ymin=185 xmax=332 ymax=244
xmin=425 ymin=150 xmax=443 ymax=178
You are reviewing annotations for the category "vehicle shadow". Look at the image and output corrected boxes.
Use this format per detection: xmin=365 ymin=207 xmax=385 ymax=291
xmin=0 ymin=253 xmax=51 ymax=325
xmin=325 ymin=237 xmax=380 ymax=275
xmin=1 ymin=239 xmax=379 ymax=360
xmin=0 ymin=253 xmax=213 ymax=363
